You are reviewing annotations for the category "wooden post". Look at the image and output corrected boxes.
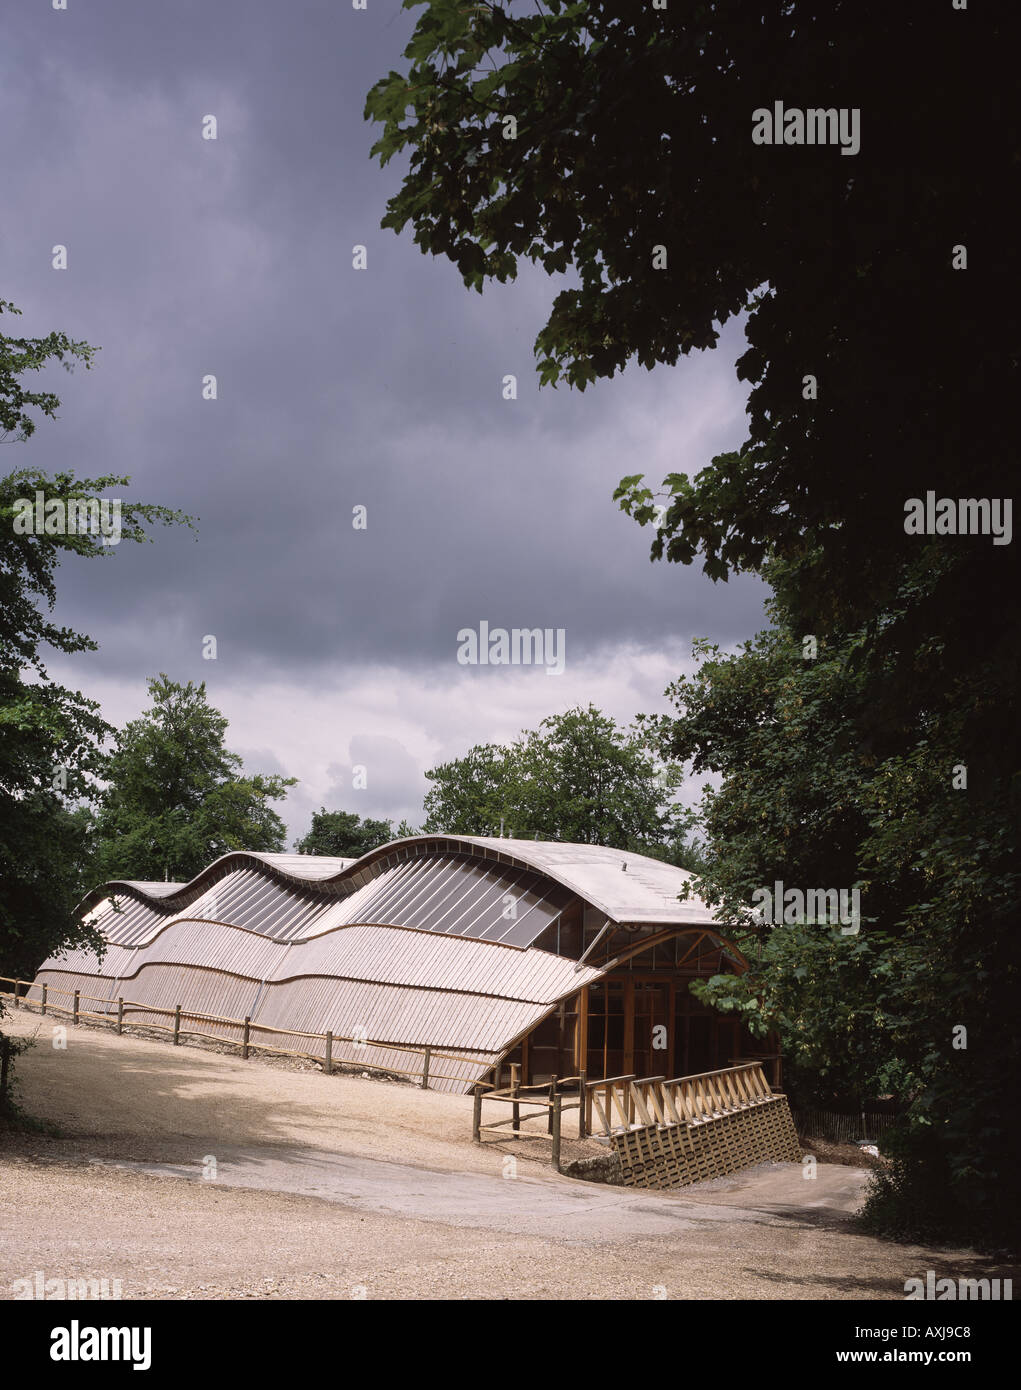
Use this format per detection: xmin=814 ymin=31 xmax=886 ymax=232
xmin=511 ymin=1062 xmax=520 ymax=1135
xmin=551 ymin=1092 xmax=562 ymax=1172
xmin=72 ymin=989 xmax=80 ymax=1025
xmin=116 ymin=997 xmax=124 ymax=1035
xmin=623 ymin=975 xmax=635 ymax=1077
xmin=603 ymin=984 xmax=609 ymax=1081
xmin=173 ymin=1004 xmax=181 ymax=1045
xmin=548 ymin=1074 xmax=558 ymax=1135
xmin=421 ymin=1047 xmax=431 ymax=1090
xmin=578 ymin=1069 xmax=588 ymax=1138
xmin=472 ymin=1085 xmax=483 ymax=1144
xmin=575 ymin=985 xmax=589 ymax=1075
xmin=12 ymin=980 xmax=19 ymax=1010
xmin=667 ymin=981 xmax=676 ymax=1080
xmin=40 ymin=983 xmax=47 ymax=1016
xmin=242 ymin=1016 xmax=251 ymax=1059
xmin=324 ymin=1030 xmax=333 ymax=1075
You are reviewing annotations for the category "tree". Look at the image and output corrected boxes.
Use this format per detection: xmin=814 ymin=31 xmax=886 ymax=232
xmin=422 ymin=740 xmax=521 ymax=837
xmin=365 ymin=0 xmax=1011 ymax=765
xmin=294 ymin=809 xmax=397 ymax=859
xmin=366 ymin=4 xmax=1016 ymax=1245
xmin=92 ymin=677 xmax=296 ymax=883
xmin=1 ymin=296 xmax=98 ymax=445
xmin=641 ymin=572 xmax=1019 ymax=1247
xmin=422 ymin=704 xmax=694 ymax=856
xmin=367 ymin=2 xmax=1008 ymax=668
xmin=365 ymin=1 xmax=1011 ymax=780
xmin=1 ymin=299 xmax=188 ymax=980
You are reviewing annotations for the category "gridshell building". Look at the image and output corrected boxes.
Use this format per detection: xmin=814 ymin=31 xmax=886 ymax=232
xmin=28 ymin=836 xmax=768 ymax=1093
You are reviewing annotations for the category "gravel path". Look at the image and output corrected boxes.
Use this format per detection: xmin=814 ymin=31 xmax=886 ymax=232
xmin=1 ymin=1011 xmax=1010 ymax=1300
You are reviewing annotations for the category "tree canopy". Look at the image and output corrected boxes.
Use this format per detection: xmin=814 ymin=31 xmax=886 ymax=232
xmin=367 ymin=2 xmax=1007 ymax=628
xmin=294 ymin=809 xmax=417 ymax=859
xmin=422 ymin=704 xmax=700 ymax=865
xmin=645 ymin=577 xmax=1019 ymax=1245
xmin=91 ymin=676 xmax=296 ymax=885
xmin=366 ymin=2 xmax=1014 ymax=867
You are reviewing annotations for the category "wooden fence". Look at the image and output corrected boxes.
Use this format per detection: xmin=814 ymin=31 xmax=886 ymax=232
xmin=469 ymin=1062 xmax=787 ymax=1175
xmin=584 ymin=1061 xmax=776 ymax=1137
xmin=471 ymin=1064 xmax=588 ymax=1171
xmin=0 ymin=975 xmax=497 ymax=1091
xmin=584 ymin=1063 xmax=804 ymax=1188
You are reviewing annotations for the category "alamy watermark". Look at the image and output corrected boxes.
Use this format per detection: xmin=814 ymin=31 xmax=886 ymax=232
xmin=752 ymin=102 xmax=860 ymax=156
xmin=11 ymin=491 xmax=122 ymax=545
xmin=12 ymin=1270 xmax=123 ymax=1300
xmin=904 ymin=1270 xmax=1012 ymax=1301
xmin=752 ymin=880 xmax=860 ymax=934
xmin=50 ymin=1321 xmax=151 ymax=1371
xmin=457 ymin=622 xmax=565 ymax=676
xmin=904 ymin=493 xmax=1012 ymax=545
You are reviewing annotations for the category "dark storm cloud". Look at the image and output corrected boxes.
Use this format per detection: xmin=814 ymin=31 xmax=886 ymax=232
xmin=3 ymin=0 xmax=767 ymax=696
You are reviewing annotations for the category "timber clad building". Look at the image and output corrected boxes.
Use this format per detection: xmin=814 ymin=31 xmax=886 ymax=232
xmin=29 ymin=836 xmax=771 ymax=1093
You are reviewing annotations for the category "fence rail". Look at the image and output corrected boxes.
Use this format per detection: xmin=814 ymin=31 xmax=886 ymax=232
xmin=470 ymin=1064 xmax=589 ymax=1169
xmin=585 ymin=1061 xmax=777 ymax=1137
xmin=0 ymin=975 xmax=496 ymax=1091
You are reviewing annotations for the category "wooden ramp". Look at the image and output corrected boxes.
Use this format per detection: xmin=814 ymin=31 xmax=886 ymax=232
xmin=588 ymin=1063 xmax=801 ymax=1189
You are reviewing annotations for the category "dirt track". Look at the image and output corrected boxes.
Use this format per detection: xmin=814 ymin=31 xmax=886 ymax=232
xmin=0 ymin=1012 xmax=1011 ymax=1300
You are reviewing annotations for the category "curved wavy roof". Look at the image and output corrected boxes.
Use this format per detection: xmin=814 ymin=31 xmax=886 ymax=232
xmin=80 ymin=836 xmax=715 ymax=929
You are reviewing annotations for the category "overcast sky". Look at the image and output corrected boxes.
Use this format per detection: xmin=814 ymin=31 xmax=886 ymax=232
xmin=3 ymin=0 xmax=768 ymax=840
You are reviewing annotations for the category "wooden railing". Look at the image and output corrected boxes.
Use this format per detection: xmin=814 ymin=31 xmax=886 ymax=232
xmin=0 ymin=976 xmax=498 ymax=1091
xmin=585 ymin=1062 xmax=776 ymax=1137
xmin=470 ymin=1065 xmax=588 ymax=1170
